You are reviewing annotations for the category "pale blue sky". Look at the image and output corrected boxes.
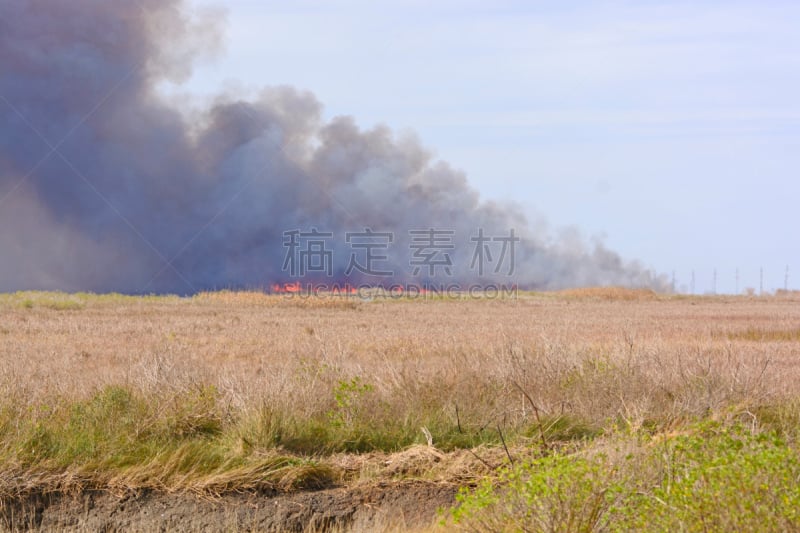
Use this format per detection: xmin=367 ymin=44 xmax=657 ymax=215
xmin=170 ymin=0 xmax=800 ymax=293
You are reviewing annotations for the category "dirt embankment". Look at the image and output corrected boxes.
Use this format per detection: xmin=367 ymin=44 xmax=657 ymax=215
xmin=1 ymin=481 xmax=457 ymax=532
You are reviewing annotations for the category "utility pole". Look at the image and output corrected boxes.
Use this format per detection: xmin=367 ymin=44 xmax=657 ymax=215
xmin=713 ymin=268 xmax=717 ymax=295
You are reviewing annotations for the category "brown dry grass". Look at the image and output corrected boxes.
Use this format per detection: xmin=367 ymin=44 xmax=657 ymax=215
xmin=0 ymin=290 xmax=799 ymax=502
xmin=551 ymin=286 xmax=661 ymax=301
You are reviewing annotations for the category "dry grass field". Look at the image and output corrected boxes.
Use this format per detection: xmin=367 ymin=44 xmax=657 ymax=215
xmin=0 ymin=288 xmax=799 ymax=531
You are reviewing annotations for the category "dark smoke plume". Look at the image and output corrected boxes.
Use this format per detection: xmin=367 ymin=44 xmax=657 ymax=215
xmin=0 ymin=1 xmax=665 ymax=294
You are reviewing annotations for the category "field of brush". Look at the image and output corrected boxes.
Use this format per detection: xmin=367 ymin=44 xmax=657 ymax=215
xmin=1 ymin=288 xmax=799 ymax=531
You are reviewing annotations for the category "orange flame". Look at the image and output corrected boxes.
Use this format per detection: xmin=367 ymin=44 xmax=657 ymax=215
xmin=271 ymin=281 xmax=302 ymax=293
xmin=269 ymin=282 xmax=442 ymax=296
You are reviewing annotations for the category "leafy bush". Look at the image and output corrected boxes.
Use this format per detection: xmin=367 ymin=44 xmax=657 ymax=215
xmin=452 ymin=453 xmax=627 ymax=532
xmin=623 ymin=424 xmax=800 ymax=532
xmin=452 ymin=424 xmax=800 ymax=532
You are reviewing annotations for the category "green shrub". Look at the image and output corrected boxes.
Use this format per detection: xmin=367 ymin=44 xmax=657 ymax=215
xmin=622 ymin=424 xmax=800 ymax=532
xmin=452 ymin=424 xmax=800 ymax=532
xmin=452 ymin=452 xmax=627 ymax=532
xmin=328 ymin=377 xmax=374 ymax=428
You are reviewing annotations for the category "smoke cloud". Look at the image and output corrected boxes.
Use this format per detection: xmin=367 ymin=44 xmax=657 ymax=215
xmin=0 ymin=1 xmax=665 ymax=294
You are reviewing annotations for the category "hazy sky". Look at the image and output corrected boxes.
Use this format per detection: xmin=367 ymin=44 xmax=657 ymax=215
xmin=169 ymin=0 xmax=800 ymax=294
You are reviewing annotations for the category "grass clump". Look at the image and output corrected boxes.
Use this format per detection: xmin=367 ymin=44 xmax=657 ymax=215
xmin=0 ymin=385 xmax=338 ymax=495
xmin=726 ymin=327 xmax=800 ymax=342
xmin=6 ymin=292 xmax=85 ymax=310
xmin=555 ymin=287 xmax=660 ymax=301
xmin=234 ymin=398 xmax=499 ymax=456
xmin=0 ymin=291 xmax=182 ymax=311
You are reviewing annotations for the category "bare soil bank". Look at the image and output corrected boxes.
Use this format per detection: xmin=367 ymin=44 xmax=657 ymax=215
xmin=1 ymin=481 xmax=456 ymax=532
